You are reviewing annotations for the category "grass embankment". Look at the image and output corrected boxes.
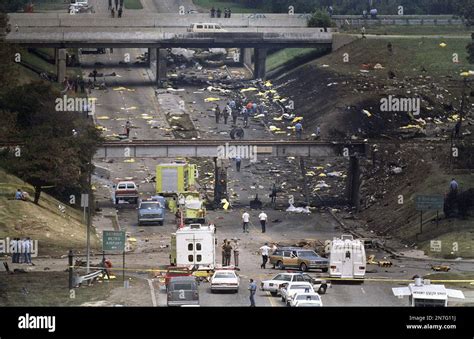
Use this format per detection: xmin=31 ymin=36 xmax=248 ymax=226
xmin=266 ymin=48 xmax=321 ymax=72
xmin=341 ymin=25 xmax=471 ymax=36
xmin=316 ymin=36 xmax=471 ymax=77
xmin=0 ymin=272 xmax=117 ymax=306
xmin=0 ymin=168 xmax=100 ymax=257
xmin=124 ymin=0 xmax=143 ymax=10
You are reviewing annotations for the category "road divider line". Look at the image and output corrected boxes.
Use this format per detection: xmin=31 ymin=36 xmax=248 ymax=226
xmin=147 ymin=278 xmax=158 ymax=307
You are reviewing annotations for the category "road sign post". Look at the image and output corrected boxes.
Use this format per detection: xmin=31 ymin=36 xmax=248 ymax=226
xmin=415 ymin=195 xmax=444 ymax=240
xmin=103 ymin=230 xmax=126 ymax=284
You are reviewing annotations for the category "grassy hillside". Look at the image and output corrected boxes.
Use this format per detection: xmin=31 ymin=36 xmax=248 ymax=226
xmin=0 ymin=168 xmax=100 ymax=256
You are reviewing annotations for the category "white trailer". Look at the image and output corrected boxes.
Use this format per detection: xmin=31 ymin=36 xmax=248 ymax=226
xmin=392 ymin=278 xmax=465 ymax=307
xmin=329 ymin=234 xmax=366 ymax=279
xmin=171 ymin=224 xmax=215 ymax=268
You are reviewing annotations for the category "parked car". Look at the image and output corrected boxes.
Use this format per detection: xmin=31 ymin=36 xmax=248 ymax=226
xmin=164 ymin=267 xmax=192 ymax=287
xmin=290 ymin=292 xmax=323 ymax=307
xmin=279 ymin=282 xmax=315 ymax=306
xmin=138 ymin=199 xmax=165 ymax=226
xmin=210 ymin=270 xmax=239 ymax=293
xmin=269 ymin=247 xmax=329 ymax=272
xmin=261 ymin=272 xmax=328 ymax=296
xmin=114 ymin=181 xmax=139 ymax=204
xmin=167 ymin=276 xmax=199 ymax=307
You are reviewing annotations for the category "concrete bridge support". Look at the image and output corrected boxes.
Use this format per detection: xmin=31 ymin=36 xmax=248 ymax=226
xmin=240 ymin=47 xmax=253 ymax=71
xmin=254 ymin=48 xmax=267 ymax=80
xmin=149 ymin=48 xmax=167 ymax=85
xmin=55 ymin=48 xmax=67 ymax=83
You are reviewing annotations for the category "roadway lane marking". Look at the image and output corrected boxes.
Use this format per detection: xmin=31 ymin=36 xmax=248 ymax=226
xmin=258 ymin=274 xmax=277 ymax=307
xmin=361 ymin=287 xmax=366 ymax=294
xmin=147 ymin=278 xmax=158 ymax=307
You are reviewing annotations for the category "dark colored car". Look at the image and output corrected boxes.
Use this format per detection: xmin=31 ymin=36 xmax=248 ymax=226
xmin=167 ymin=276 xmax=199 ymax=307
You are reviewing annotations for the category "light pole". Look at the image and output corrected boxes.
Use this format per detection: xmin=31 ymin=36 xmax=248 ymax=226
xmin=458 ymin=71 xmax=472 ymax=137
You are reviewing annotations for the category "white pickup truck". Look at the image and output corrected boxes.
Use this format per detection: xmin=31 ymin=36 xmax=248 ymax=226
xmin=114 ymin=181 xmax=139 ymax=204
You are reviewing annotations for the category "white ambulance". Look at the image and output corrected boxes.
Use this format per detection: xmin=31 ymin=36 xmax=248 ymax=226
xmin=170 ymin=224 xmax=216 ymax=268
xmin=329 ymin=234 xmax=366 ymax=279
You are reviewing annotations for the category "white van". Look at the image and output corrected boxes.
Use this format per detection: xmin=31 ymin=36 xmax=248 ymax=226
xmin=187 ymin=23 xmax=227 ymax=33
xmin=329 ymin=234 xmax=366 ymax=279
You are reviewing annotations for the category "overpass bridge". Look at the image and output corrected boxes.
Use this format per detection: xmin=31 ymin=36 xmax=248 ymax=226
xmin=6 ymin=13 xmax=335 ymax=82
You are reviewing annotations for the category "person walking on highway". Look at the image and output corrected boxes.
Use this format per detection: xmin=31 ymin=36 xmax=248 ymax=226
xmin=258 ymin=211 xmax=268 ymax=233
xmin=232 ymin=107 xmax=239 ymax=125
xmin=216 ymin=8 xmax=222 ymax=18
xmin=228 ymin=8 xmax=232 ymax=18
xmin=242 ymin=211 xmax=250 ymax=233
xmin=235 ymin=156 xmax=241 ymax=172
xmin=249 ymin=279 xmax=257 ymax=307
xmin=111 ymin=7 xmax=115 ymax=18
xmin=232 ymin=239 xmax=240 ymax=267
xmin=242 ymin=108 xmax=250 ymax=128
xmin=295 ymin=122 xmax=303 ymax=139
xmin=215 ymin=104 xmax=221 ymax=124
xmin=210 ymin=7 xmax=215 ymax=18
xmin=125 ymin=120 xmax=131 ymax=138
xmin=223 ymin=105 xmax=230 ymax=125
xmin=259 ymin=243 xmax=271 ymax=269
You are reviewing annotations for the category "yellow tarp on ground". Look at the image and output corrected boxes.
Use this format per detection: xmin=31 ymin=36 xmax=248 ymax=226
xmin=97 ymin=116 xmax=110 ymax=120
xmin=318 ymin=173 xmax=327 ymax=177
xmin=124 ymin=159 xmax=135 ymax=163
xmin=400 ymin=124 xmax=422 ymax=129
xmin=204 ymin=97 xmax=220 ymax=102
xmin=113 ymin=87 xmax=135 ymax=92
xmin=269 ymin=126 xmax=281 ymax=132
xmin=240 ymin=87 xmax=258 ymax=93
xmin=264 ymin=81 xmax=272 ymax=87
xmin=292 ymin=117 xmax=303 ymax=123
xmin=448 ymin=114 xmax=459 ymax=122
xmin=221 ymin=198 xmax=229 ymax=210
xmin=273 ymin=116 xmax=283 ymax=121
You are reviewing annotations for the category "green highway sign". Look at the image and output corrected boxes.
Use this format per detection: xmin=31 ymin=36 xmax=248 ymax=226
xmin=103 ymin=231 xmax=125 ymax=252
xmin=415 ymin=195 xmax=444 ymax=211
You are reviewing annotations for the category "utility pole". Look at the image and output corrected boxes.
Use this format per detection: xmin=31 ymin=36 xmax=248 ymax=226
xmin=86 ymin=160 xmax=92 ymax=274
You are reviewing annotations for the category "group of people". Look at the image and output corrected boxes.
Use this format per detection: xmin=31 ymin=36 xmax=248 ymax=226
xmin=210 ymin=7 xmax=231 ymax=18
xmin=221 ymin=238 xmax=240 ymax=267
xmin=109 ymin=0 xmax=124 ymax=17
xmin=10 ymin=238 xmax=34 ymax=265
xmin=62 ymin=75 xmax=86 ymax=94
xmin=241 ymin=210 xmax=268 ymax=233
xmin=214 ymin=99 xmax=265 ymax=128
xmin=15 ymin=189 xmax=29 ymax=201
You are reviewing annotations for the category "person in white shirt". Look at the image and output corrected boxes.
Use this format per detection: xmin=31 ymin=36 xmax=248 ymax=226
xmin=259 ymin=242 xmax=271 ymax=269
xmin=242 ymin=211 xmax=250 ymax=233
xmin=258 ymin=211 xmax=268 ymax=233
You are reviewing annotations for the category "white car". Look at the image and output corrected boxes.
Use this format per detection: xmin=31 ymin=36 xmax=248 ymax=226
xmin=290 ymin=292 xmax=323 ymax=307
xmin=210 ymin=270 xmax=239 ymax=293
xmin=261 ymin=273 xmax=328 ymax=296
xmin=279 ymin=282 xmax=315 ymax=306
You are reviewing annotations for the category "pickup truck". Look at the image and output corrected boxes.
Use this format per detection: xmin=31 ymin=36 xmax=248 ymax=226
xmin=114 ymin=181 xmax=139 ymax=204
xmin=138 ymin=199 xmax=165 ymax=225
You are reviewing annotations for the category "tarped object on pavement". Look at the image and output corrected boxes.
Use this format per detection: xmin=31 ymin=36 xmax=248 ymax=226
xmin=124 ymin=159 xmax=135 ymax=163
xmin=97 ymin=116 xmax=110 ymax=120
xmin=241 ymin=87 xmax=258 ymax=93
xmin=286 ymin=204 xmax=311 ymax=214
xmin=205 ymin=97 xmax=220 ymax=102
xmin=113 ymin=86 xmax=135 ymax=92
xmin=315 ymin=180 xmax=329 ymax=188
xmin=399 ymin=124 xmax=422 ymax=129
xmin=269 ymin=126 xmax=281 ymax=132
xmin=221 ymin=199 xmax=230 ymax=210
xmin=327 ymin=171 xmax=343 ymax=177
xmin=373 ymin=63 xmax=384 ymax=69
xmin=292 ymin=117 xmax=303 ymax=123
xmin=439 ymin=42 xmax=447 ymax=47
xmin=171 ymin=48 xmax=195 ymax=60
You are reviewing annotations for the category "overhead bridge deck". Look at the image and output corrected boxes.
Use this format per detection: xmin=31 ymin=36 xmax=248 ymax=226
xmin=95 ymin=140 xmax=368 ymax=159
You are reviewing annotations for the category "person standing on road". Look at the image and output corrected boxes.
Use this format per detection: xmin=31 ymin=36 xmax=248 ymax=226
xmin=295 ymin=122 xmax=303 ymax=139
xmin=125 ymin=120 xmax=131 ymax=138
xmin=242 ymin=107 xmax=250 ymax=128
xmin=215 ymin=104 xmax=221 ymax=124
xmin=22 ymin=237 xmax=31 ymax=265
xmin=242 ymin=211 xmax=250 ymax=233
xmin=224 ymin=241 xmax=233 ymax=266
xmin=259 ymin=243 xmax=271 ymax=269
xmin=114 ymin=0 xmax=119 ymax=10
xmin=210 ymin=7 xmax=215 ymax=18
xmin=228 ymin=8 xmax=232 ymax=18
xmin=118 ymin=7 xmax=123 ymax=18
xmin=235 ymin=156 xmax=241 ymax=172
xmin=232 ymin=107 xmax=239 ymax=125
xmin=270 ymin=184 xmax=277 ymax=204
xmin=216 ymin=8 xmax=222 ymax=18
xmin=258 ymin=211 xmax=268 ymax=233
xmin=221 ymin=239 xmax=227 ymax=265
xmin=249 ymin=279 xmax=257 ymax=307
xmin=450 ymin=178 xmax=458 ymax=195
xmin=223 ymin=105 xmax=230 ymax=125
xmin=111 ymin=7 xmax=115 ymax=18
xmin=232 ymin=239 xmax=240 ymax=267
xmin=11 ymin=238 xmax=18 ymax=263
